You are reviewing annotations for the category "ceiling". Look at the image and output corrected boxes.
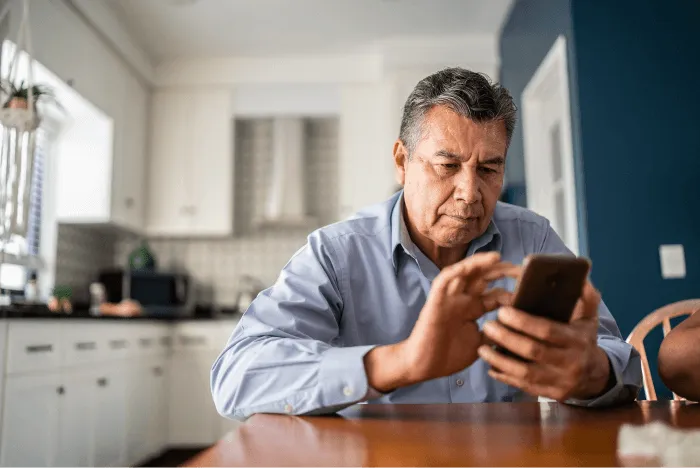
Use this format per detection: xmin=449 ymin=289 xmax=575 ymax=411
xmin=103 ymin=0 xmax=514 ymax=63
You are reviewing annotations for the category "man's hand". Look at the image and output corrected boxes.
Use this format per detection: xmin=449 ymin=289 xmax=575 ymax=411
xmin=477 ymin=281 xmax=612 ymax=401
xmin=364 ymin=252 xmax=518 ymax=393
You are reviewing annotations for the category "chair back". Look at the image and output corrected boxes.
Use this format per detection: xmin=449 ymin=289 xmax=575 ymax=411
xmin=626 ymin=299 xmax=700 ymax=400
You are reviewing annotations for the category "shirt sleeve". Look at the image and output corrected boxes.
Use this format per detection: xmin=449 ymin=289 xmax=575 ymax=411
xmin=537 ymin=222 xmax=643 ymax=406
xmin=210 ymin=231 xmax=378 ymax=420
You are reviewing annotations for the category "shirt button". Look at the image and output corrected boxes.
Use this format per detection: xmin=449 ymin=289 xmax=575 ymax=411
xmin=343 ymin=386 xmax=353 ymax=396
xmin=456 ymin=378 xmax=464 ymax=387
xmin=284 ymin=404 xmax=293 ymax=413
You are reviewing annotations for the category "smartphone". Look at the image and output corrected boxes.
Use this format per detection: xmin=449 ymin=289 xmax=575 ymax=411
xmin=493 ymin=254 xmax=591 ymax=360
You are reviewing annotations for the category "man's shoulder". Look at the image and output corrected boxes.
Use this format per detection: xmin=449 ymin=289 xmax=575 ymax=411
xmin=310 ymin=195 xmax=395 ymax=247
xmin=493 ymin=201 xmax=550 ymax=231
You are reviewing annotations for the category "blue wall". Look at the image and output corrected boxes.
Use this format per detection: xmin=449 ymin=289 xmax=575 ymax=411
xmin=500 ymin=0 xmax=700 ymax=398
xmin=571 ymin=0 xmax=700 ymax=398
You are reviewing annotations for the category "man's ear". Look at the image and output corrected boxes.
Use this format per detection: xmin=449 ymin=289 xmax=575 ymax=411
xmin=393 ymin=139 xmax=408 ymax=186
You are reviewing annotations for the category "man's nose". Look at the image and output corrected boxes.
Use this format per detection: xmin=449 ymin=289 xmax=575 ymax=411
xmin=454 ymin=168 xmax=481 ymax=204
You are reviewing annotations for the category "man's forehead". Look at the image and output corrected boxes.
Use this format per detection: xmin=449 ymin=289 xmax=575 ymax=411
xmin=421 ymin=107 xmax=508 ymax=145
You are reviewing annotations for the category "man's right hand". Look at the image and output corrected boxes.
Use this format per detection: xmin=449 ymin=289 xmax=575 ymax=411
xmin=364 ymin=252 xmax=519 ymax=393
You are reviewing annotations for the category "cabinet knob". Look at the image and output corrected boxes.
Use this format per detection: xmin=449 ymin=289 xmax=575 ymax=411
xmin=57 ymin=386 xmax=65 ymax=395
xmin=97 ymin=378 xmax=108 ymax=387
xmin=153 ymin=367 xmax=163 ymax=377
xmin=125 ymin=197 xmax=135 ymax=208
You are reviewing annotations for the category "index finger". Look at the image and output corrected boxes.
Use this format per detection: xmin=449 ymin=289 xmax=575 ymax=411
xmin=467 ymin=262 xmax=522 ymax=295
xmin=433 ymin=252 xmax=500 ymax=294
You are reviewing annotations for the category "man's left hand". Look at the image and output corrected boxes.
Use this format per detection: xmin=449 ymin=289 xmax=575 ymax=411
xmin=478 ymin=281 xmax=612 ymax=401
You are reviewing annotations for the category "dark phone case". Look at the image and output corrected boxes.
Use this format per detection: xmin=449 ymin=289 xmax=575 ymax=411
xmin=493 ymin=255 xmax=591 ymax=362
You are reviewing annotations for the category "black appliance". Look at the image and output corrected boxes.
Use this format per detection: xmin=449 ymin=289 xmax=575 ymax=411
xmin=97 ymin=269 xmax=191 ymax=317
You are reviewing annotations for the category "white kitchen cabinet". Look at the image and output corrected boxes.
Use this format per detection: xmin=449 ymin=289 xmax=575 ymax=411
xmin=146 ymin=88 xmax=234 ymax=237
xmin=54 ymin=55 xmax=150 ymax=233
xmin=145 ymin=358 xmax=169 ymax=457
xmin=126 ymin=356 xmax=168 ymax=464
xmin=93 ymin=363 xmax=128 ymax=467
xmin=110 ymin=72 xmax=149 ymax=232
xmin=0 ymin=319 xmax=236 ymax=466
xmin=0 ymin=373 xmax=61 ymax=467
xmin=56 ymin=369 xmax=95 ymax=467
xmin=168 ymin=350 xmax=220 ymax=446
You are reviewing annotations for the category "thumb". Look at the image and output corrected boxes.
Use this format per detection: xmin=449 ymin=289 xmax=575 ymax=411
xmin=570 ymin=281 xmax=601 ymax=322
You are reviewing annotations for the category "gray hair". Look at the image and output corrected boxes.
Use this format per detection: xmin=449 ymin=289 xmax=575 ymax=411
xmin=399 ymin=67 xmax=517 ymax=156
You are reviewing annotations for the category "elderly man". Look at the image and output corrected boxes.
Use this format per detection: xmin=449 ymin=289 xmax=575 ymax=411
xmin=658 ymin=312 xmax=700 ymax=401
xmin=212 ymin=68 xmax=641 ymax=419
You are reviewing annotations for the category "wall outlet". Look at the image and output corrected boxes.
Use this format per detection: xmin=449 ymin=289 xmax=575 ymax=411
xmin=659 ymin=244 xmax=686 ymax=279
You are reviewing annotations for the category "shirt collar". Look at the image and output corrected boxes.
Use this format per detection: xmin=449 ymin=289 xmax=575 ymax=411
xmin=390 ymin=191 xmax=503 ymax=274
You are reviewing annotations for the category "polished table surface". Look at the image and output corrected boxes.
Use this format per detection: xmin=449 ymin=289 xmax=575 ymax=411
xmin=183 ymin=401 xmax=700 ymax=466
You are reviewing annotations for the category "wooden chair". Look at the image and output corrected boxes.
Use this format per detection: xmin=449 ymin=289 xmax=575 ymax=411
xmin=626 ymin=299 xmax=700 ymax=400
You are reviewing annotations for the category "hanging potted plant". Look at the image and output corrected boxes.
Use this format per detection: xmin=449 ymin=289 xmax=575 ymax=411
xmin=0 ymin=79 xmax=59 ymax=112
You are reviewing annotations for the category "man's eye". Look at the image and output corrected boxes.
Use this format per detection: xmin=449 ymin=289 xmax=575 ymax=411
xmin=479 ymin=166 xmax=498 ymax=174
xmin=440 ymin=164 xmax=460 ymax=169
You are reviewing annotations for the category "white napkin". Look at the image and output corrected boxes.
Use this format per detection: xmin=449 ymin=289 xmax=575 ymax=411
xmin=618 ymin=421 xmax=700 ymax=466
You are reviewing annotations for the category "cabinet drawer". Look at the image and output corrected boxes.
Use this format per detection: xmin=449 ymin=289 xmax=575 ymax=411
xmin=127 ymin=324 xmax=165 ymax=357
xmin=172 ymin=323 xmax=217 ymax=352
xmin=7 ymin=322 xmax=62 ymax=374
xmin=103 ymin=324 xmax=132 ymax=360
xmin=61 ymin=322 xmax=106 ymax=367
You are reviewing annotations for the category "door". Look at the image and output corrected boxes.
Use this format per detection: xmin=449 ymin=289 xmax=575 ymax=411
xmin=168 ymin=351 xmax=219 ymax=446
xmin=522 ymin=35 xmax=580 ymax=254
xmin=0 ymin=373 xmax=61 ymax=467
xmin=56 ymin=368 xmax=96 ymax=467
xmin=93 ymin=364 xmax=127 ymax=467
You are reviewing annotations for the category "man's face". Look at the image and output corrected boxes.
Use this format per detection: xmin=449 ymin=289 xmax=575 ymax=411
xmin=395 ymin=106 xmax=507 ymax=248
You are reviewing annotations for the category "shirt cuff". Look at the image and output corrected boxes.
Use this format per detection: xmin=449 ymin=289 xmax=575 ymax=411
xmin=565 ymin=346 xmax=629 ymax=407
xmin=317 ymin=345 xmax=378 ymax=407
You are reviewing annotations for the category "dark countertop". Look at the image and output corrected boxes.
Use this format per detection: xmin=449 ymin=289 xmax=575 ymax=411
xmin=0 ymin=304 xmax=240 ymax=321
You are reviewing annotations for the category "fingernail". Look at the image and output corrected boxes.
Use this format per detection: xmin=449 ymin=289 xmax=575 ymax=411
xmin=498 ymin=307 xmax=512 ymax=321
xmin=483 ymin=321 xmax=495 ymax=334
xmin=477 ymin=345 xmax=489 ymax=357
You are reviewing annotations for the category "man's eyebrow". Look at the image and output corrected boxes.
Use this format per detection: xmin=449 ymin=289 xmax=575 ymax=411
xmin=434 ymin=150 xmax=463 ymax=160
xmin=481 ymin=156 xmax=506 ymax=165
xmin=433 ymin=151 xmax=506 ymax=165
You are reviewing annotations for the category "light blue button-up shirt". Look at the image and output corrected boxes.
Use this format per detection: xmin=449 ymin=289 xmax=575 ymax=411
xmin=212 ymin=192 xmax=642 ymax=420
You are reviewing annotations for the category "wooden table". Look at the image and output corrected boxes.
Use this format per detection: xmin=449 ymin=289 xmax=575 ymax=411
xmin=184 ymin=401 xmax=700 ymax=466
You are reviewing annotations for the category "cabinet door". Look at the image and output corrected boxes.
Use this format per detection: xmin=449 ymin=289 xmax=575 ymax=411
xmin=112 ymin=71 xmax=148 ymax=232
xmin=0 ymin=373 xmax=61 ymax=467
xmin=146 ymin=90 xmax=193 ymax=236
xmin=146 ymin=358 xmax=169 ymax=457
xmin=189 ymin=89 xmax=233 ymax=236
xmin=168 ymin=351 xmax=219 ymax=446
xmin=56 ymin=368 xmax=95 ymax=467
xmin=93 ymin=364 xmax=127 ymax=467
xmin=125 ymin=358 xmax=152 ymax=465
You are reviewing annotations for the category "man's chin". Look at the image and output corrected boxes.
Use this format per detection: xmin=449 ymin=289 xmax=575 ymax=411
xmin=434 ymin=229 xmax=481 ymax=248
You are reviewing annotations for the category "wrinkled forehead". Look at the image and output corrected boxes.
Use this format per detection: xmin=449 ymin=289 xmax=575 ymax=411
xmin=417 ymin=106 xmax=508 ymax=157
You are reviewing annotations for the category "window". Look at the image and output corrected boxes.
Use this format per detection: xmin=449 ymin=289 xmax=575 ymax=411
xmin=0 ymin=126 xmax=52 ymax=292
xmin=0 ymin=40 xmax=58 ymax=294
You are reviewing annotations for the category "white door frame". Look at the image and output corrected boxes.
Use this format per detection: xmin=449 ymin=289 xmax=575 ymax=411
xmin=522 ymin=35 xmax=579 ymax=254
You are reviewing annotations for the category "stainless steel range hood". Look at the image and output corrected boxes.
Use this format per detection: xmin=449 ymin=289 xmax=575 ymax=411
xmin=253 ymin=117 xmax=316 ymax=229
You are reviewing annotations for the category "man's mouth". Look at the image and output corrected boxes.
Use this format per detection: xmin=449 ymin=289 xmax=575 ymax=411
xmin=445 ymin=214 xmax=480 ymax=223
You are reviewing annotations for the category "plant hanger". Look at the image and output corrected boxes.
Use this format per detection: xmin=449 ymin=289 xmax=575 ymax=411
xmin=0 ymin=0 xmax=41 ymax=302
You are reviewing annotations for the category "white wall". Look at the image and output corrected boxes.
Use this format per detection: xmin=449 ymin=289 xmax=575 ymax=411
xmin=153 ymin=34 xmax=500 ymax=216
